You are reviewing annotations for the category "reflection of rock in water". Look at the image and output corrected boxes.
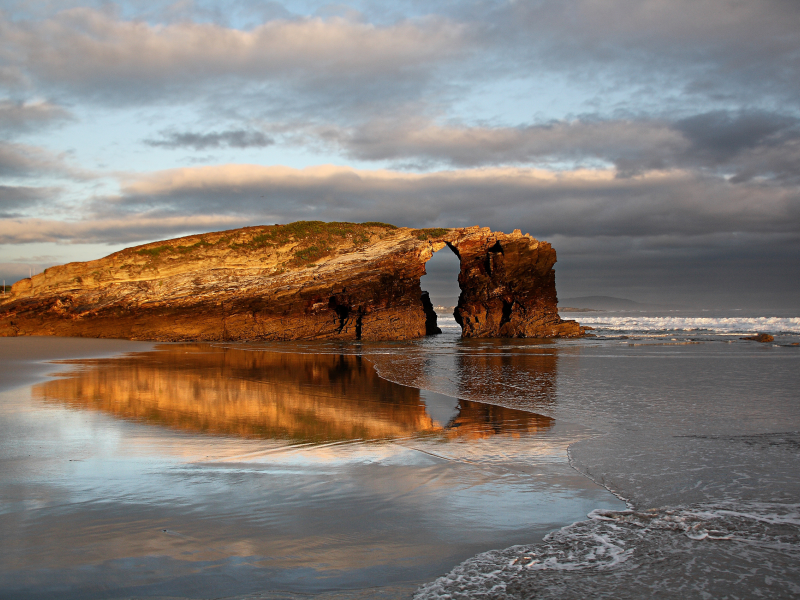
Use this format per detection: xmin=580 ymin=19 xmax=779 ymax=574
xmin=33 ymin=344 xmax=555 ymax=443
xmin=34 ymin=345 xmax=434 ymax=442
xmin=445 ymin=400 xmax=554 ymax=439
xmin=455 ymin=344 xmax=558 ymax=409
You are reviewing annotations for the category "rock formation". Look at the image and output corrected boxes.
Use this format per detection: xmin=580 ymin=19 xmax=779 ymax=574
xmin=741 ymin=333 xmax=775 ymax=343
xmin=0 ymin=221 xmax=585 ymax=341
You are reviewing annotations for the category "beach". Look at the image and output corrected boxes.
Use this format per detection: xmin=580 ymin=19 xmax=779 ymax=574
xmin=0 ymin=334 xmax=619 ymax=599
xmin=1 ymin=314 xmax=799 ymax=598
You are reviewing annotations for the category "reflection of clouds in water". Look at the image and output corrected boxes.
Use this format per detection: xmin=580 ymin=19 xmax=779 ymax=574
xmin=2 ymin=340 xmax=623 ymax=598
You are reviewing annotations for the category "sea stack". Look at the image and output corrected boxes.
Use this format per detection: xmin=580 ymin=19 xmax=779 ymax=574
xmin=0 ymin=221 xmax=585 ymax=341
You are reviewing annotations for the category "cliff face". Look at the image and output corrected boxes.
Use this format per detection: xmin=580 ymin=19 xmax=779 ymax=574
xmin=451 ymin=228 xmax=583 ymax=338
xmin=0 ymin=221 xmax=584 ymax=341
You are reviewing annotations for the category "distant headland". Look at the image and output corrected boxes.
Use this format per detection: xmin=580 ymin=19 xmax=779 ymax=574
xmin=0 ymin=221 xmax=585 ymax=341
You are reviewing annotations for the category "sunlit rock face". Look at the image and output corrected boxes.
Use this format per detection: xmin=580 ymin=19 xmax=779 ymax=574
xmin=450 ymin=228 xmax=583 ymax=338
xmin=0 ymin=221 xmax=584 ymax=341
xmin=32 ymin=345 xmax=554 ymax=442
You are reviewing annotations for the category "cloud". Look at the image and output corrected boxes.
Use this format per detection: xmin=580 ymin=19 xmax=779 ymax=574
xmin=144 ymin=129 xmax=274 ymax=150
xmin=0 ymin=8 xmax=469 ymax=103
xmin=674 ymin=111 xmax=797 ymax=161
xmin=0 ymin=99 xmax=72 ymax=136
xmin=672 ymin=111 xmax=800 ymax=182
xmin=0 ymin=184 xmax=61 ymax=216
xmin=6 ymin=161 xmax=796 ymax=307
xmin=0 ymin=214 xmax=246 ymax=245
xmin=102 ymin=163 xmax=799 ymax=240
xmin=313 ymin=110 xmax=800 ymax=183
xmin=0 ymin=142 xmax=92 ymax=180
xmin=322 ymin=117 xmax=686 ymax=169
xmin=492 ymin=0 xmax=800 ymax=105
xmin=550 ymin=231 xmax=800 ymax=308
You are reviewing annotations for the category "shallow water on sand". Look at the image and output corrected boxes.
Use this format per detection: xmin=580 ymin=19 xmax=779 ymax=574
xmin=410 ymin=316 xmax=800 ymax=599
xmin=3 ymin=314 xmax=798 ymax=600
xmin=0 ymin=339 xmax=622 ymax=600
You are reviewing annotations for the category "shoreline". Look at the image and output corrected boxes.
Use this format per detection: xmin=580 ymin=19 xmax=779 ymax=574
xmin=0 ymin=336 xmax=156 ymax=393
xmin=0 ymin=337 xmax=619 ymax=600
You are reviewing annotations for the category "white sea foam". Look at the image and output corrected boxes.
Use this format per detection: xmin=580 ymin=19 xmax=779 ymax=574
xmin=577 ymin=315 xmax=800 ymax=335
xmin=414 ymin=502 xmax=800 ymax=599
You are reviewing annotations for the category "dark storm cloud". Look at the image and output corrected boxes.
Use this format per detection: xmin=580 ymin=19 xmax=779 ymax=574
xmin=551 ymin=232 xmax=800 ymax=309
xmin=671 ymin=111 xmax=800 ymax=182
xmin=674 ymin=111 xmax=798 ymax=162
xmin=144 ymin=129 xmax=274 ymax=150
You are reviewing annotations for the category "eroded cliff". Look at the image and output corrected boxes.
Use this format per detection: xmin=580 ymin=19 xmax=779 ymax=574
xmin=0 ymin=221 xmax=584 ymax=341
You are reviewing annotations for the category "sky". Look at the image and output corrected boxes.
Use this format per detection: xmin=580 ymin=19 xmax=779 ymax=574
xmin=1 ymin=0 xmax=799 ymax=308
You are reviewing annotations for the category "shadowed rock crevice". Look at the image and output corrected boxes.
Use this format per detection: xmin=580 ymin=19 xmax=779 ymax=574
xmin=421 ymin=291 xmax=442 ymax=336
xmin=0 ymin=222 xmax=585 ymax=341
xmin=329 ymin=296 xmax=351 ymax=334
xmin=500 ymin=299 xmax=514 ymax=327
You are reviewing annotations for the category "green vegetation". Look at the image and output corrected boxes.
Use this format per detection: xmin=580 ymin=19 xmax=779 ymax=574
xmin=232 ymin=221 xmax=390 ymax=250
xmin=135 ymin=238 xmax=213 ymax=261
xmin=136 ymin=245 xmax=172 ymax=258
xmin=176 ymin=239 xmax=212 ymax=254
xmin=130 ymin=221 xmax=401 ymax=269
xmin=362 ymin=221 xmax=398 ymax=229
xmin=229 ymin=221 xmax=399 ymax=267
xmin=292 ymin=244 xmax=329 ymax=265
xmin=413 ymin=227 xmax=450 ymax=241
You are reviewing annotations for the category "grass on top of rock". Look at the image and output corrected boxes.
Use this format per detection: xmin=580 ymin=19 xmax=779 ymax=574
xmin=131 ymin=221 xmax=400 ymax=268
xmin=236 ymin=221 xmax=396 ymax=250
xmin=412 ymin=228 xmax=451 ymax=241
xmin=231 ymin=221 xmax=400 ymax=267
xmin=134 ymin=239 xmax=213 ymax=260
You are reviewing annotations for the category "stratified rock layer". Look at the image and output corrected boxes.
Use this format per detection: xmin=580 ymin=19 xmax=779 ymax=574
xmin=0 ymin=222 xmax=584 ymax=341
xmin=451 ymin=228 xmax=583 ymax=338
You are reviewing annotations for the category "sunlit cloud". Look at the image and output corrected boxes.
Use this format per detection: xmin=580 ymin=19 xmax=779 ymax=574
xmin=0 ymin=0 xmax=798 ymax=305
xmin=18 ymin=163 xmax=780 ymax=244
xmin=0 ymin=99 xmax=73 ymax=136
xmin=0 ymin=8 xmax=470 ymax=101
xmin=0 ymin=142 xmax=93 ymax=180
xmin=0 ymin=214 xmax=247 ymax=245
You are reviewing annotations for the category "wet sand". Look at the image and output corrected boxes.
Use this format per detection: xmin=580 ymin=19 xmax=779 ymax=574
xmin=0 ymin=336 xmax=155 ymax=392
xmin=0 ymin=338 xmax=622 ymax=599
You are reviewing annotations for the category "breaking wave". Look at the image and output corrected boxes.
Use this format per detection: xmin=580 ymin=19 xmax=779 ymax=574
xmin=577 ymin=316 xmax=800 ymax=336
xmin=414 ymin=502 xmax=800 ymax=599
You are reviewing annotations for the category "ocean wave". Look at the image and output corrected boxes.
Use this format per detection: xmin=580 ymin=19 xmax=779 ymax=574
xmin=414 ymin=502 xmax=800 ymax=599
xmin=577 ymin=316 xmax=800 ymax=335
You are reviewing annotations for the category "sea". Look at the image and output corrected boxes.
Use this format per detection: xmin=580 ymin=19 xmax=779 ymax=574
xmin=0 ymin=308 xmax=798 ymax=599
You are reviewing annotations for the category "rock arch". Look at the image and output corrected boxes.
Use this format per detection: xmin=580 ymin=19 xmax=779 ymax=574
xmin=426 ymin=227 xmax=583 ymax=339
xmin=0 ymin=223 xmax=585 ymax=341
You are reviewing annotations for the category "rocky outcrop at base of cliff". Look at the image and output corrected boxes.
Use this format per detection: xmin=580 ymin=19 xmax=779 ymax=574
xmin=452 ymin=228 xmax=583 ymax=338
xmin=0 ymin=221 xmax=585 ymax=341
